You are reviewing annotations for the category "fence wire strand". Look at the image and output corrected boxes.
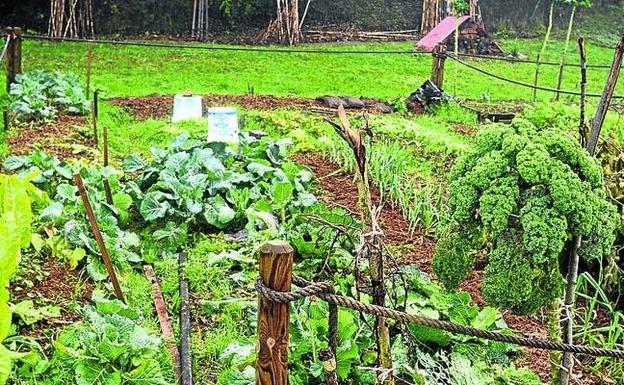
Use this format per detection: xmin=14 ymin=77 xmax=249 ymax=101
xmin=256 ymin=276 xmax=624 ymax=360
xmin=447 ymin=53 xmax=624 ymax=99
xmin=24 ymin=34 xmax=428 ymax=55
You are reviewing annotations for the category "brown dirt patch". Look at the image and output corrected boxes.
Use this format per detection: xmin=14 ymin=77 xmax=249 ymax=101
xmin=7 ymin=115 xmax=92 ymax=160
xmin=293 ymin=152 xmax=435 ymax=271
xmin=11 ymin=256 xmax=93 ymax=349
xmin=111 ymin=94 xmax=392 ymax=121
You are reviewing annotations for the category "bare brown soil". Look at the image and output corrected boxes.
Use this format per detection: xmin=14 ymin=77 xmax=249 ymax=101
xmin=11 ymin=256 xmax=93 ymax=351
xmin=111 ymin=94 xmax=392 ymax=120
xmin=7 ymin=115 xmax=92 ymax=160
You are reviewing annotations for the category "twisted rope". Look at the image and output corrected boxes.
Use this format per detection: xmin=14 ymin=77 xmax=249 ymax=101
xmin=256 ymin=276 xmax=624 ymax=359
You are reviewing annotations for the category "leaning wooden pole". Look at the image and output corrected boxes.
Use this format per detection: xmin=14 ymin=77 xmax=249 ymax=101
xmin=256 ymin=240 xmax=293 ymax=385
xmin=587 ymin=33 xmax=624 ymax=156
xmin=74 ymin=173 xmax=125 ymax=302
xmin=144 ymin=265 xmax=181 ymax=382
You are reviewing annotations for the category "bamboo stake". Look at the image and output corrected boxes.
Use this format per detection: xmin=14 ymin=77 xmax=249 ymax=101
xmin=74 ymin=173 xmax=125 ymax=302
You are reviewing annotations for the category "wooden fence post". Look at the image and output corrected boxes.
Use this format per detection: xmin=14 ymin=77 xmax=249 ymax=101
xmin=431 ymin=45 xmax=446 ymax=89
xmin=256 ymin=240 xmax=293 ymax=385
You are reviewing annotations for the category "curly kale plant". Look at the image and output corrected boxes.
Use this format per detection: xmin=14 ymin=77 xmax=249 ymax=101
xmin=433 ymin=119 xmax=619 ymax=314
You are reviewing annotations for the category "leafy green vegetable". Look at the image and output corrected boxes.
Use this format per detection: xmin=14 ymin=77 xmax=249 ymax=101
xmin=9 ymin=70 xmax=90 ymax=122
xmin=127 ymin=134 xmax=316 ymax=234
xmin=434 ymin=120 xmax=619 ymax=314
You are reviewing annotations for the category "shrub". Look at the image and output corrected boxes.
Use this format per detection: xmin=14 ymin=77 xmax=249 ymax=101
xmin=433 ymin=119 xmax=619 ymax=314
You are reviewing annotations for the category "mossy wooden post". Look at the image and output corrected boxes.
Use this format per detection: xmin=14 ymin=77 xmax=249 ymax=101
xmin=431 ymin=45 xmax=446 ymax=89
xmin=256 ymin=240 xmax=293 ymax=385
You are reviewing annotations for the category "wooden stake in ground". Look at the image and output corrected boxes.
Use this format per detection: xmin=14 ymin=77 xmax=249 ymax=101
xmin=74 ymin=173 xmax=125 ymax=302
xmin=102 ymin=124 xmax=113 ymax=205
xmin=144 ymin=265 xmax=181 ymax=382
xmin=92 ymin=89 xmax=99 ymax=146
xmin=325 ymin=106 xmax=394 ymax=385
xmin=587 ymin=33 xmax=624 ymax=155
xmin=256 ymin=240 xmax=293 ymax=385
xmin=85 ymin=46 xmax=94 ymax=98
xmin=179 ymin=252 xmax=193 ymax=385
xmin=3 ymin=107 xmax=8 ymax=131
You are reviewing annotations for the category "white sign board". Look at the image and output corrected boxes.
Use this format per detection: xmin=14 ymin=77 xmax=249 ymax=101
xmin=208 ymin=107 xmax=239 ymax=144
xmin=172 ymin=95 xmax=203 ymax=123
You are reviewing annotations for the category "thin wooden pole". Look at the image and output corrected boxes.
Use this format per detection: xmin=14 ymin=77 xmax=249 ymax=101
xmin=74 ymin=173 xmax=125 ymax=302
xmin=144 ymin=264 xmax=181 ymax=382
xmin=92 ymin=89 xmax=99 ymax=146
xmin=179 ymin=251 xmax=193 ymax=385
xmin=587 ymin=33 xmax=624 ymax=156
xmin=86 ymin=46 xmax=94 ymax=97
xmin=102 ymin=124 xmax=113 ymax=206
xmin=3 ymin=107 xmax=8 ymax=131
xmin=431 ymin=45 xmax=446 ymax=89
xmin=256 ymin=240 xmax=293 ymax=385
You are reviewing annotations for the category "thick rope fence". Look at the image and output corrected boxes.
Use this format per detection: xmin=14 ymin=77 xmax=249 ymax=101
xmin=256 ymin=275 xmax=624 ymax=360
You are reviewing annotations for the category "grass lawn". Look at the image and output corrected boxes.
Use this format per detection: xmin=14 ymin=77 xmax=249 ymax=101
xmin=1 ymin=38 xmax=623 ymax=101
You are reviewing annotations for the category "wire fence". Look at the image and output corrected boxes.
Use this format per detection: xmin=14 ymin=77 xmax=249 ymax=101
xmin=256 ymin=275 xmax=624 ymax=359
xmin=22 ymin=34 xmax=624 ymax=100
xmin=447 ymin=53 xmax=624 ymax=99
